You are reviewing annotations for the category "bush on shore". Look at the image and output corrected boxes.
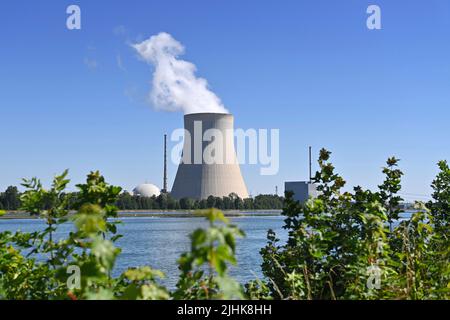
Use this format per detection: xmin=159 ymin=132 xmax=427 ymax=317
xmin=0 ymin=149 xmax=448 ymax=300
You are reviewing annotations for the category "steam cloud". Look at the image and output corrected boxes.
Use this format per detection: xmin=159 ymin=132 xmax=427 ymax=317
xmin=133 ymin=32 xmax=228 ymax=114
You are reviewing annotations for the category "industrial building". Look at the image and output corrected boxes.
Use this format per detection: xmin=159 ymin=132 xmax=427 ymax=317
xmin=284 ymin=146 xmax=319 ymax=203
xmin=170 ymin=112 xmax=249 ymax=200
xmin=284 ymin=181 xmax=318 ymax=203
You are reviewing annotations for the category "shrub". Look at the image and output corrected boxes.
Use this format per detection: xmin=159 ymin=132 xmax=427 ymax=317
xmin=257 ymin=149 xmax=449 ymax=300
xmin=0 ymin=150 xmax=448 ymax=300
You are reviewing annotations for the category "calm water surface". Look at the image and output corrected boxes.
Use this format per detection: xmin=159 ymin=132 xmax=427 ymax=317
xmin=0 ymin=215 xmax=287 ymax=288
xmin=0 ymin=211 xmax=413 ymax=288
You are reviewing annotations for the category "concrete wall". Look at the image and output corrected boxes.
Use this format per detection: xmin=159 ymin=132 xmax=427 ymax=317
xmin=171 ymin=113 xmax=249 ymax=200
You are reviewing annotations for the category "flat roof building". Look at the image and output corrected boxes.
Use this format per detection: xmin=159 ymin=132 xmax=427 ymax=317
xmin=284 ymin=181 xmax=318 ymax=203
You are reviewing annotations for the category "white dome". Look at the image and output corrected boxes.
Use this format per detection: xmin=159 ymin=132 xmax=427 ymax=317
xmin=133 ymin=184 xmax=161 ymax=197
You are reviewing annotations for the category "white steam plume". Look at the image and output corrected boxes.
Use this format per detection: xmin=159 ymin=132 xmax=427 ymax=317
xmin=132 ymin=32 xmax=228 ymax=114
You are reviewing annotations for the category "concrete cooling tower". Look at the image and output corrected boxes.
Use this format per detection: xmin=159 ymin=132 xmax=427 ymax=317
xmin=171 ymin=113 xmax=249 ymax=200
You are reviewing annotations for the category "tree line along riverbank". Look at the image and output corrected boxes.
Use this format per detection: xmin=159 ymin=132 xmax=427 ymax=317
xmin=0 ymin=209 xmax=282 ymax=220
xmin=0 ymin=188 xmax=284 ymax=212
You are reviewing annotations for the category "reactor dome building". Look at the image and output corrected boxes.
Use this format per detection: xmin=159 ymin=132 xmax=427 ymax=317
xmin=133 ymin=183 xmax=161 ymax=197
xmin=170 ymin=112 xmax=249 ymax=200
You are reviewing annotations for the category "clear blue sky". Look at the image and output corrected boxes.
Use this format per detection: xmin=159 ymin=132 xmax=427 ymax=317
xmin=1 ymin=0 xmax=449 ymax=201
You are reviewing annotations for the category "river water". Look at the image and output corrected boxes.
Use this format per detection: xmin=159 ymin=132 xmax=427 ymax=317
xmin=0 ymin=214 xmax=287 ymax=288
xmin=0 ymin=211 xmax=414 ymax=288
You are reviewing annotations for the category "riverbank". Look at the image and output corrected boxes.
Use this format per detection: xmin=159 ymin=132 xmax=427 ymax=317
xmin=0 ymin=209 xmax=282 ymax=220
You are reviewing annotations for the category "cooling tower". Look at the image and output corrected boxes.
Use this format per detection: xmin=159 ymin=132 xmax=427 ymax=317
xmin=171 ymin=113 xmax=249 ymax=200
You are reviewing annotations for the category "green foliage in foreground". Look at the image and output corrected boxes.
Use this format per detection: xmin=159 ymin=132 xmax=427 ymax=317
xmin=0 ymin=171 xmax=244 ymax=300
xmin=255 ymin=150 xmax=449 ymax=300
xmin=0 ymin=149 xmax=448 ymax=300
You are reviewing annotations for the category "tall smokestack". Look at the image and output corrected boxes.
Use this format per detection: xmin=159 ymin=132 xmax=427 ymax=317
xmin=162 ymin=134 xmax=168 ymax=193
xmin=170 ymin=113 xmax=249 ymax=200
